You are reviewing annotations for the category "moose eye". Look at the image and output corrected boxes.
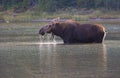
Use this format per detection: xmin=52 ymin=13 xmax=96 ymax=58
xmin=49 ymin=25 xmax=52 ymax=27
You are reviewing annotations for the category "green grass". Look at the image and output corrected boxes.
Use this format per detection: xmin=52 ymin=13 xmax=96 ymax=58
xmin=1 ymin=9 xmax=120 ymax=23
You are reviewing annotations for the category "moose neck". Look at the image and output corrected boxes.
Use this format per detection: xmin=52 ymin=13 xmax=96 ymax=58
xmin=51 ymin=27 xmax=64 ymax=39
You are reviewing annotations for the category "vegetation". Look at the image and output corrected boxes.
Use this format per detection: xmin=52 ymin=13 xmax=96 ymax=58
xmin=0 ymin=0 xmax=120 ymax=22
xmin=0 ymin=0 xmax=120 ymax=11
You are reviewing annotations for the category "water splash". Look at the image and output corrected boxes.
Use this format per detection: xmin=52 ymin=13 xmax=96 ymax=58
xmin=39 ymin=34 xmax=63 ymax=45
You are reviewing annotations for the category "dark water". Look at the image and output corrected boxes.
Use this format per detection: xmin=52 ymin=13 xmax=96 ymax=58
xmin=0 ymin=23 xmax=120 ymax=78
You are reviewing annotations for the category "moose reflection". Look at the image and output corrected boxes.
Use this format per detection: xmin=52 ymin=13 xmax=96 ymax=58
xmin=39 ymin=43 xmax=107 ymax=78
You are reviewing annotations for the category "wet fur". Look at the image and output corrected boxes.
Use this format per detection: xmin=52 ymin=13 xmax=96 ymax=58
xmin=39 ymin=20 xmax=106 ymax=44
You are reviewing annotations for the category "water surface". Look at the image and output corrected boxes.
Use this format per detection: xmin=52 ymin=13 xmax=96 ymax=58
xmin=0 ymin=23 xmax=120 ymax=78
xmin=0 ymin=40 xmax=120 ymax=78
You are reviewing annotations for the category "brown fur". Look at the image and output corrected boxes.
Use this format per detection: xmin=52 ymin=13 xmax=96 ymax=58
xmin=39 ymin=20 xmax=106 ymax=44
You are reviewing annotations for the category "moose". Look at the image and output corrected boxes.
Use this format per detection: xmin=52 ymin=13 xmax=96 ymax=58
xmin=39 ymin=18 xmax=106 ymax=44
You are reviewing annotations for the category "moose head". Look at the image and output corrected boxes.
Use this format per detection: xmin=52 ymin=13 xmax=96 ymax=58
xmin=39 ymin=17 xmax=60 ymax=36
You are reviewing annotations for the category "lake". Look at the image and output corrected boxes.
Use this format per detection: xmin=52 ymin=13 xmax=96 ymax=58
xmin=0 ymin=22 xmax=120 ymax=78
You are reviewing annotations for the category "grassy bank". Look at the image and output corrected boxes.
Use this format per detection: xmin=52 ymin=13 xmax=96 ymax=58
xmin=0 ymin=9 xmax=120 ymax=23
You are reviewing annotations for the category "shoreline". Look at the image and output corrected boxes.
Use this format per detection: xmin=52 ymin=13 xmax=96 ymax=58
xmin=1 ymin=18 xmax=120 ymax=23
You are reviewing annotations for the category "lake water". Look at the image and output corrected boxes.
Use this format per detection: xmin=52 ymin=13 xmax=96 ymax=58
xmin=0 ymin=23 xmax=120 ymax=78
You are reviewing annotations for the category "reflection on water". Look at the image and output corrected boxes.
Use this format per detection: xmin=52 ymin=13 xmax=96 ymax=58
xmin=39 ymin=43 xmax=108 ymax=78
xmin=0 ymin=41 xmax=120 ymax=78
xmin=0 ymin=23 xmax=120 ymax=78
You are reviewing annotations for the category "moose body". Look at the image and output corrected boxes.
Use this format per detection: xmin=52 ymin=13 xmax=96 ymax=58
xmin=39 ymin=19 xmax=106 ymax=44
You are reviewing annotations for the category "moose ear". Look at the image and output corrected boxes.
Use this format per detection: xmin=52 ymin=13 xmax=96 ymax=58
xmin=51 ymin=17 xmax=60 ymax=22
